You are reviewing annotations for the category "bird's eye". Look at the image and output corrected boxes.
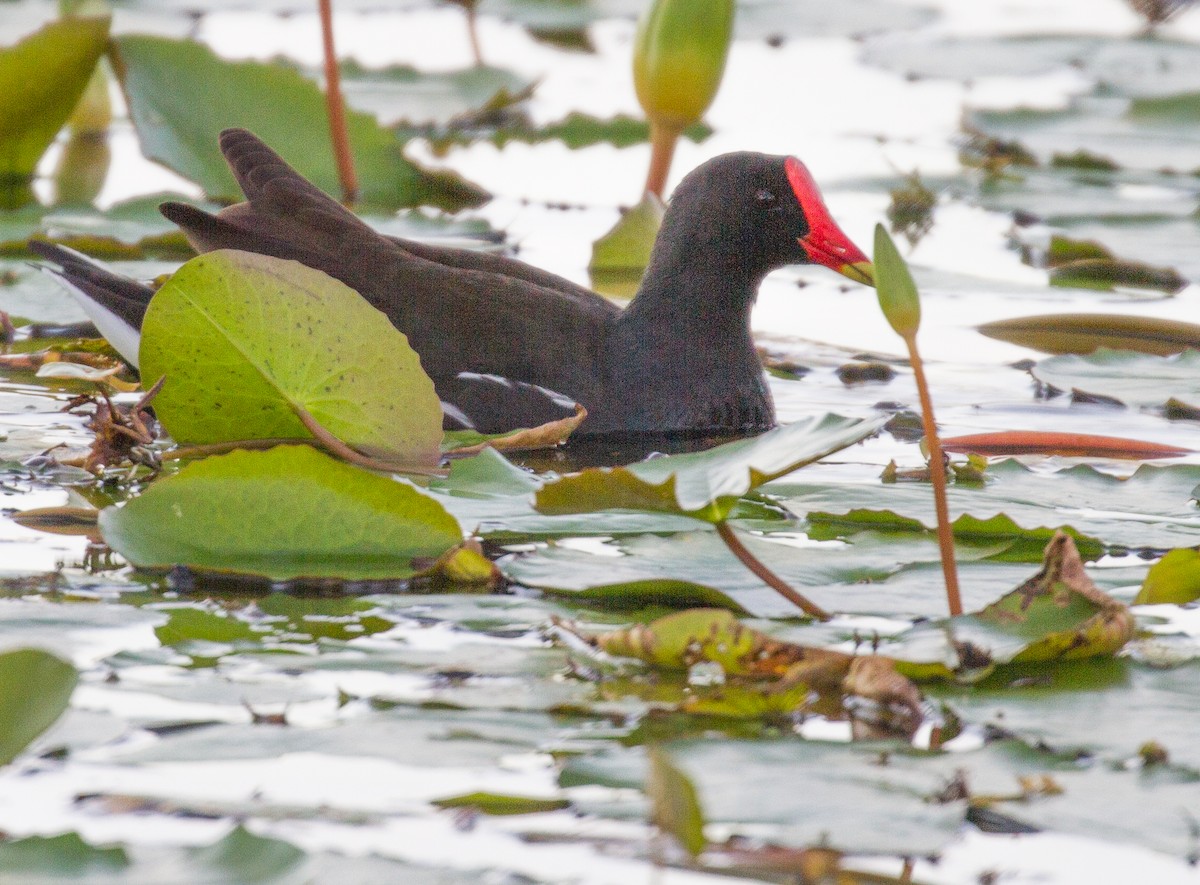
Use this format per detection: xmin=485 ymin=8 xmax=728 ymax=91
xmin=756 ymin=189 xmax=777 ymax=206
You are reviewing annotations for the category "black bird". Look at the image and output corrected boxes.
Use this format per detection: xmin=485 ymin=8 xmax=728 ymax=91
xmin=32 ymin=128 xmax=872 ymax=436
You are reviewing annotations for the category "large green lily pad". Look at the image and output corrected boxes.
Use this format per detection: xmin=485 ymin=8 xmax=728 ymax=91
xmin=99 ymin=445 xmax=463 ymax=579
xmin=140 ymin=249 xmax=443 ymax=463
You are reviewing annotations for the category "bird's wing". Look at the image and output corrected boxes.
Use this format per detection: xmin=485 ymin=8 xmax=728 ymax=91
xmin=160 ymin=129 xmax=621 ymax=401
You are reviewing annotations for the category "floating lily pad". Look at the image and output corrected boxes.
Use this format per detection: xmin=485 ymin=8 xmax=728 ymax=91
xmin=140 ymin=250 xmax=443 ymax=463
xmin=536 ymin=414 xmax=885 ymax=523
xmin=111 ymin=35 xmax=488 ymax=210
xmin=99 ymin=445 xmax=463 ymax=580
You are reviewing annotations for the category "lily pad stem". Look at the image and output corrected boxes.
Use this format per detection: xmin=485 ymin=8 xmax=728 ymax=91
xmin=318 ymin=0 xmax=358 ymax=204
xmin=715 ymin=521 xmax=831 ymax=620
xmin=903 ymin=333 xmax=962 ymax=616
xmin=294 ymin=406 xmax=447 ymax=476
xmin=644 ymin=120 xmax=681 ymax=198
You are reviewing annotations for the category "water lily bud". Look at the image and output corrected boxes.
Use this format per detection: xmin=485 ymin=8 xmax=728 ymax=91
xmin=873 ymin=223 xmax=921 ymax=338
xmin=633 ymin=0 xmax=734 ymax=131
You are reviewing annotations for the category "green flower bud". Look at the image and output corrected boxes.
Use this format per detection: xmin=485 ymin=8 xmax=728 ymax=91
xmin=873 ymin=223 xmax=922 ymax=338
xmin=633 ymin=0 xmax=734 ymax=131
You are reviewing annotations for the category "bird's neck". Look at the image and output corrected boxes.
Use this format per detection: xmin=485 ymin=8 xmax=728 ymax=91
xmin=621 ymin=214 xmax=767 ymax=342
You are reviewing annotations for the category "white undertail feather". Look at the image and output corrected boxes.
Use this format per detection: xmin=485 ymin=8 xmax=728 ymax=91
xmin=43 ymin=270 xmax=143 ymax=369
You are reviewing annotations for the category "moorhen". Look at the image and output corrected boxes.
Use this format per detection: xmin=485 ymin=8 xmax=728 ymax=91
xmin=32 ymin=129 xmax=873 ymax=436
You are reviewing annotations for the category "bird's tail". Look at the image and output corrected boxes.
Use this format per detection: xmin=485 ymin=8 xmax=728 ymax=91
xmin=27 ymin=241 xmax=152 ymax=368
xmin=159 ymin=128 xmax=382 ymax=272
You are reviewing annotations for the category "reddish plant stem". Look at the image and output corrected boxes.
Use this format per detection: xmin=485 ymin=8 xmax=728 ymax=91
xmin=294 ymin=407 xmax=446 ymax=476
xmin=903 ymin=334 xmax=962 ymax=616
xmin=318 ymin=0 xmax=358 ymax=204
xmin=643 ymin=120 xmax=681 ymax=198
xmin=715 ymin=521 xmax=831 ymax=621
xmin=463 ymin=2 xmax=483 ymax=66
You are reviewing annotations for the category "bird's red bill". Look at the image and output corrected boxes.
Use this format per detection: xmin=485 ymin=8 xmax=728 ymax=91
xmin=785 ymin=156 xmax=874 ymax=286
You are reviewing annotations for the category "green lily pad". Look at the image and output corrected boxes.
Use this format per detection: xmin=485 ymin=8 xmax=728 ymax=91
xmin=98 ymin=445 xmax=463 ymax=580
xmin=111 ymin=34 xmax=488 ymax=211
xmin=140 ymin=249 xmax=443 ymax=463
xmin=0 ymin=16 xmax=110 ymax=182
xmin=429 ymin=447 xmax=747 ymax=540
xmin=0 ymin=648 xmax=77 ymax=766
xmin=536 ymin=414 xmax=885 ymax=523
xmin=807 ymin=509 xmax=1104 ymax=562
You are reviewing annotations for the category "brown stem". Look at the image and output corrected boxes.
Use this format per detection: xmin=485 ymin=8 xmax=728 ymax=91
xmin=294 ymin=406 xmax=446 ymax=476
xmin=643 ymin=120 xmax=681 ymax=199
xmin=463 ymin=2 xmax=483 ymax=66
xmin=904 ymin=334 xmax=962 ymax=617
xmin=318 ymin=0 xmax=358 ymax=204
xmin=715 ymin=521 xmax=831 ymax=620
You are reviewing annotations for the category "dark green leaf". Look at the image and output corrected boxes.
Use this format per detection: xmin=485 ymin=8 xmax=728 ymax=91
xmin=112 ymin=35 xmax=487 ymax=210
xmin=0 ymin=17 xmax=110 ymax=181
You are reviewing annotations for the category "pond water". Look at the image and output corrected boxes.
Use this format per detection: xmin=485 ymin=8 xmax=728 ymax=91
xmin=4 ymin=0 xmax=1200 ymax=881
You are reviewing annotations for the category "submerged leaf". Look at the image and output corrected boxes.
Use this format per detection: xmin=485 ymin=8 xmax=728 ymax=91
xmin=0 ymin=17 xmax=110 ymax=182
xmin=140 ymin=250 xmax=443 ymax=464
xmin=99 ymin=446 xmax=462 ymax=580
xmin=978 ymin=313 xmax=1200 ymax=356
xmin=536 ymin=414 xmax=884 ymax=523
